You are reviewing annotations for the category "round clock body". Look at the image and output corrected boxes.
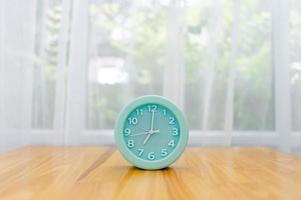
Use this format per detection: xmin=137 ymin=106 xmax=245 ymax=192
xmin=114 ymin=95 xmax=189 ymax=170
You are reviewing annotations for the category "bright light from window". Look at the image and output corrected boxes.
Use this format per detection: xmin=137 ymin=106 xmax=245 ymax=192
xmin=89 ymin=57 xmax=129 ymax=85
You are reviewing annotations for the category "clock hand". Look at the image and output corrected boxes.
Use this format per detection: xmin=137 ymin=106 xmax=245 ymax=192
xmin=150 ymin=110 xmax=155 ymax=131
xmin=140 ymin=127 xmax=149 ymax=132
xmin=129 ymin=131 xmax=149 ymax=137
xmin=143 ymin=129 xmax=160 ymax=145
xmin=151 ymin=129 xmax=160 ymax=134
xmin=130 ymin=129 xmax=160 ymax=137
xmin=143 ymin=133 xmax=152 ymax=145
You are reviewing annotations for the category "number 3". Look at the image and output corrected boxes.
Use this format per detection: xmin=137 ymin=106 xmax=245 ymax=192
xmin=172 ymin=128 xmax=178 ymax=135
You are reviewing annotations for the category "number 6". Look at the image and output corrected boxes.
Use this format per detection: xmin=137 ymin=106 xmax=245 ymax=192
xmin=148 ymin=152 xmax=155 ymax=160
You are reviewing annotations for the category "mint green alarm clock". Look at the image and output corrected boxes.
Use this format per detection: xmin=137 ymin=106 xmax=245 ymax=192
xmin=114 ymin=95 xmax=189 ymax=170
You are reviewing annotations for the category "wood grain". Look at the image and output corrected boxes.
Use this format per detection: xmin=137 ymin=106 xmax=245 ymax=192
xmin=0 ymin=146 xmax=300 ymax=200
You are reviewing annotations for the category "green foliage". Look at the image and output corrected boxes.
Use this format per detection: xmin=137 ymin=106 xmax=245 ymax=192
xmin=87 ymin=0 xmax=275 ymax=130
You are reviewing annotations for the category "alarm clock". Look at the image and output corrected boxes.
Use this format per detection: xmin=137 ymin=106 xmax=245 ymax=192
xmin=114 ymin=95 xmax=189 ymax=170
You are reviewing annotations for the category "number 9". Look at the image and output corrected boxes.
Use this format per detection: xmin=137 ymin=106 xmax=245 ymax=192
xmin=124 ymin=128 xmax=131 ymax=136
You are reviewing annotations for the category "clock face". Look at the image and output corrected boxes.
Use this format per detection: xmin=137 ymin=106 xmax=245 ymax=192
xmin=115 ymin=95 xmax=188 ymax=170
xmin=123 ymin=104 xmax=180 ymax=161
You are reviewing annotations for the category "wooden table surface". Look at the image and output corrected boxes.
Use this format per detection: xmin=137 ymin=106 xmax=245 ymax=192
xmin=0 ymin=146 xmax=301 ymax=200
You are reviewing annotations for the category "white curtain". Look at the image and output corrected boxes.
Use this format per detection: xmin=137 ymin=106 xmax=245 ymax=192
xmin=0 ymin=0 xmax=301 ymax=153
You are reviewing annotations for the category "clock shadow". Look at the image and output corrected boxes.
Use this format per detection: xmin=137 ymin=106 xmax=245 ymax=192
xmin=110 ymin=165 xmax=188 ymax=176
xmin=118 ymin=165 xmax=189 ymax=174
xmin=109 ymin=164 xmax=190 ymax=197
xmin=131 ymin=166 xmax=172 ymax=171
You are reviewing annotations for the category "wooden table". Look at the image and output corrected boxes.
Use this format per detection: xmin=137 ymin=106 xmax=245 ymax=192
xmin=0 ymin=147 xmax=301 ymax=200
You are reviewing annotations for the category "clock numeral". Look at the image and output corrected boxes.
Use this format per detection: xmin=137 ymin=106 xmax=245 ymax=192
xmin=128 ymin=117 xmax=138 ymax=125
xmin=169 ymin=117 xmax=175 ymax=125
xmin=148 ymin=105 xmax=157 ymax=112
xmin=161 ymin=149 xmax=168 ymax=157
xmin=127 ymin=140 xmax=134 ymax=148
xmin=138 ymin=149 xmax=144 ymax=157
xmin=168 ymin=140 xmax=175 ymax=147
xmin=124 ymin=128 xmax=131 ymax=136
xmin=136 ymin=109 xmax=144 ymax=116
xmin=172 ymin=128 xmax=178 ymax=136
xmin=162 ymin=109 xmax=166 ymax=116
xmin=147 ymin=152 xmax=155 ymax=160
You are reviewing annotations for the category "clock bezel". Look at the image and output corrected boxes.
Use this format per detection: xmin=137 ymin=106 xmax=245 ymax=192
xmin=114 ymin=95 xmax=189 ymax=170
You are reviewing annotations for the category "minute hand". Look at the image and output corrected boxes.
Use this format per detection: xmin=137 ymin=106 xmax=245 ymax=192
xmin=150 ymin=110 xmax=155 ymax=131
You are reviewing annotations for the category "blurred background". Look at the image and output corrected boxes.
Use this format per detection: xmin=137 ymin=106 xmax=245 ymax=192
xmin=0 ymin=0 xmax=300 ymax=153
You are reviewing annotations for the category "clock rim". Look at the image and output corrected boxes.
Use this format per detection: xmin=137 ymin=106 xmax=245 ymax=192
xmin=114 ymin=95 xmax=189 ymax=170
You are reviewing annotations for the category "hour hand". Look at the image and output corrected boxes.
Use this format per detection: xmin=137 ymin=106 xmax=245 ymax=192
xmin=143 ymin=129 xmax=160 ymax=145
xmin=143 ymin=133 xmax=152 ymax=145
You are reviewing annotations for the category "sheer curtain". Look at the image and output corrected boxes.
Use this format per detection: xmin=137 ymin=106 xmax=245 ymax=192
xmin=0 ymin=0 xmax=301 ymax=153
